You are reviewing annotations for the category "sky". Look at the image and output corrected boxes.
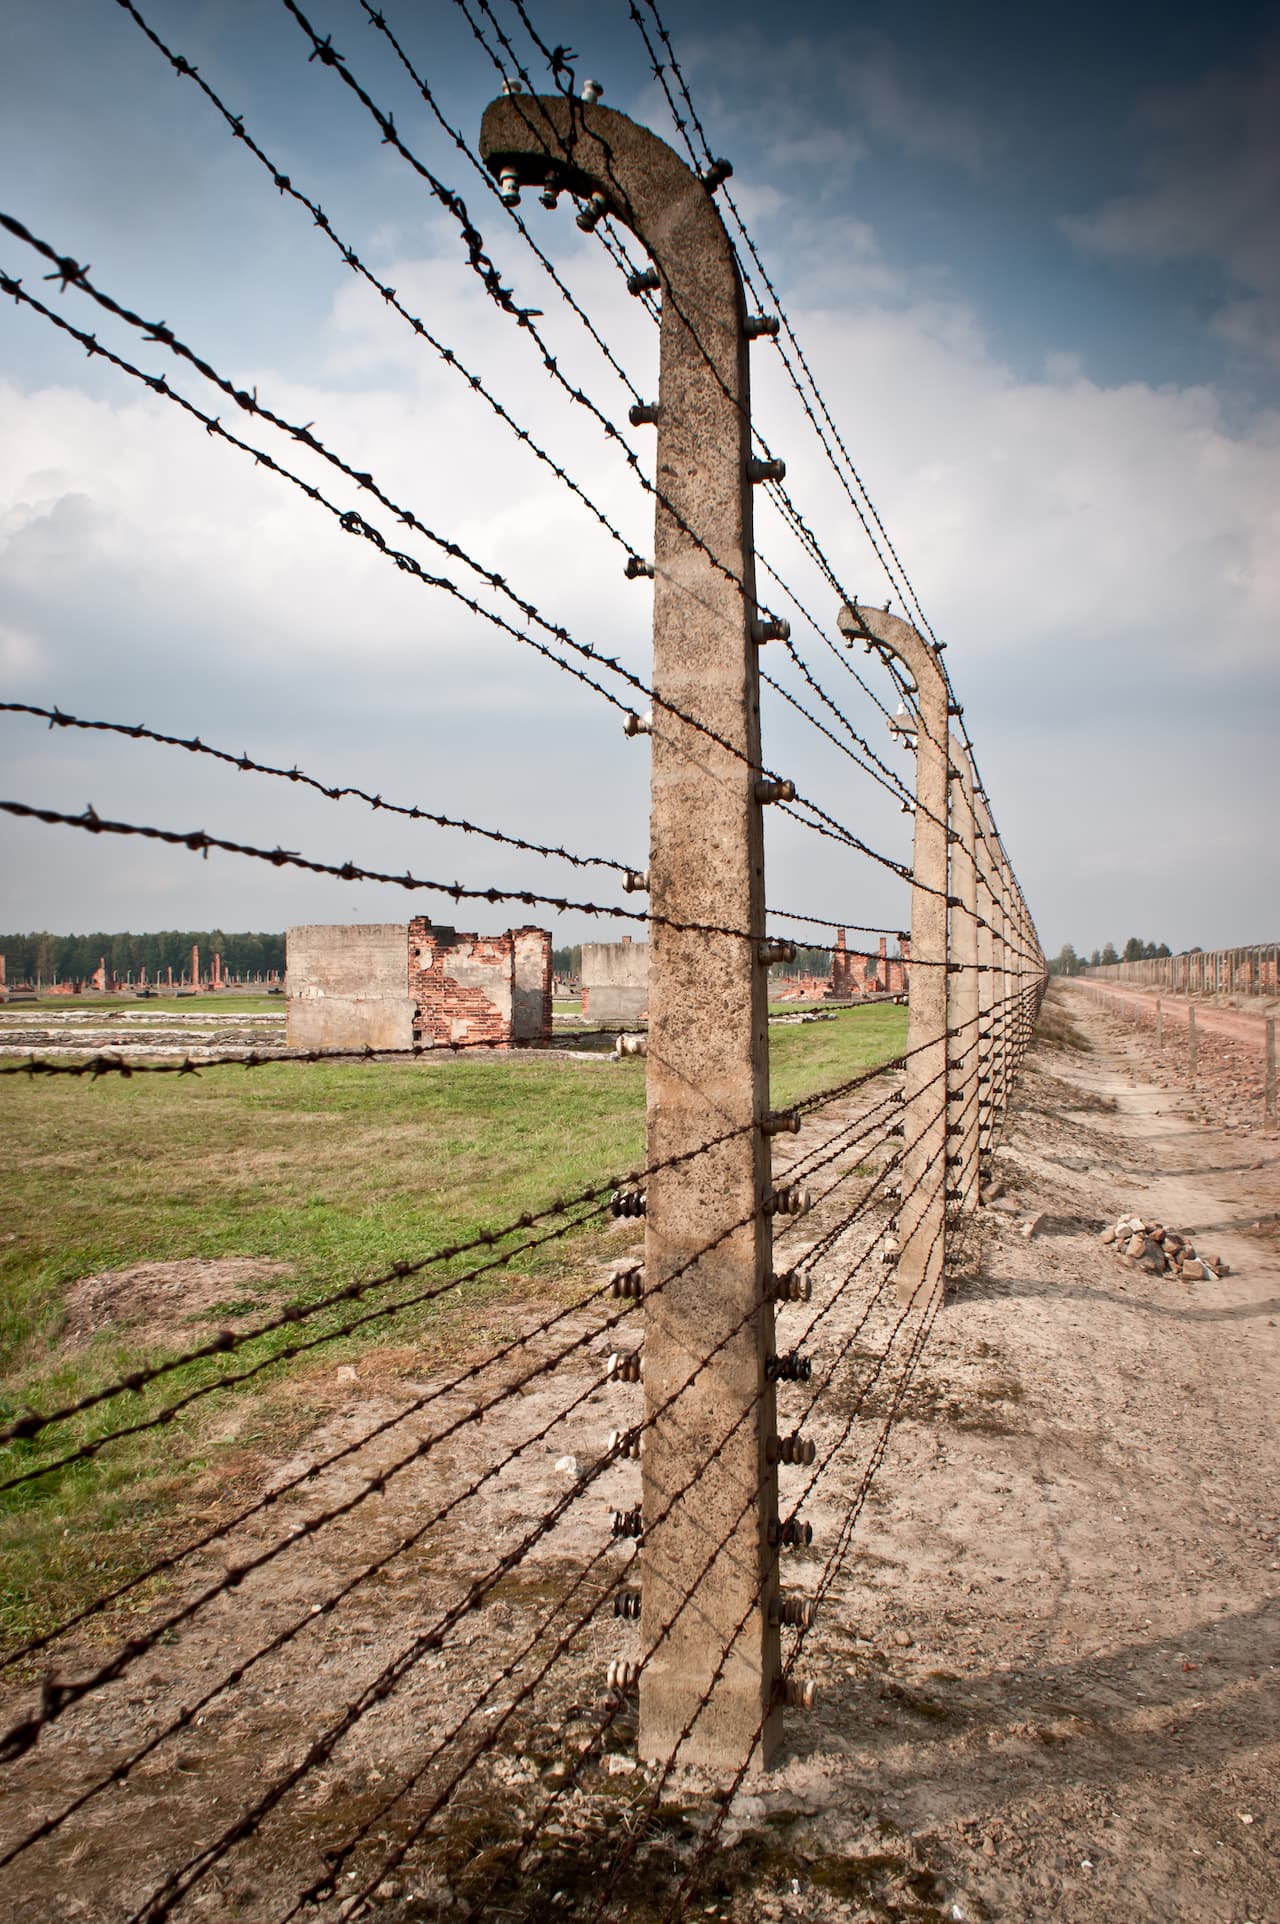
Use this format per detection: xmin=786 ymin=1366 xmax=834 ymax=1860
xmin=1 ymin=0 xmax=1277 ymax=963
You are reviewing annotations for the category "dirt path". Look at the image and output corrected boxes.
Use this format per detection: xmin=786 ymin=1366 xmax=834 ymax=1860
xmin=1 ymin=989 xmax=1276 ymax=1923
xmin=1082 ymin=978 xmax=1274 ymax=1051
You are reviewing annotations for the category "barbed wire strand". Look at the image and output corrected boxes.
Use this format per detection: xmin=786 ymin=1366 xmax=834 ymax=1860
xmin=0 ymin=699 xmax=634 ymax=877
xmin=0 ymin=270 xmax=940 ymax=900
xmin=287 ymin=1181 xmax=907 ymax=1918
xmin=0 ymin=1055 xmax=933 ymax=1808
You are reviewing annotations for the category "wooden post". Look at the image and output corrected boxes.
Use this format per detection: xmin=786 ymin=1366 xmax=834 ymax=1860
xmin=481 ymin=94 xmax=782 ymax=1769
xmin=838 ymin=602 xmax=948 ymax=1307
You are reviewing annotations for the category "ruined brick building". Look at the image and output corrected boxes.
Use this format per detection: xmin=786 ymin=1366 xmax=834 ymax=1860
xmin=829 ymin=930 xmax=910 ymax=997
xmin=286 ymin=920 xmax=551 ymax=1052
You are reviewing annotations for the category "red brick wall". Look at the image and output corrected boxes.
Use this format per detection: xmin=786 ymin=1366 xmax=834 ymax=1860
xmin=830 ymin=930 xmax=909 ymax=997
xmin=407 ymin=919 xmax=551 ymax=1049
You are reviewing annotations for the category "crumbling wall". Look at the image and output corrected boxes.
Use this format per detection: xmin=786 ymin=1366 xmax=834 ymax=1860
xmin=511 ymin=927 xmax=553 ymax=1041
xmin=581 ymin=937 xmax=648 ymax=1025
xmin=409 ymin=921 xmax=511 ymax=1048
xmin=408 ymin=919 xmax=552 ymax=1049
xmin=287 ymin=921 xmax=553 ymax=1051
xmin=831 ymin=931 xmax=909 ymax=998
xmin=286 ymin=924 xmax=414 ymax=1051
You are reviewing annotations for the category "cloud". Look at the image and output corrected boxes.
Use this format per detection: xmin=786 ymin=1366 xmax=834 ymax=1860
xmin=665 ymin=24 xmax=996 ymax=185
xmin=1063 ymin=50 xmax=1280 ymax=362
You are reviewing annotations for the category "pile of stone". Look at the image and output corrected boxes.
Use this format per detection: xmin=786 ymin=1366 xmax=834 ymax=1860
xmin=1100 ymin=1214 xmax=1229 ymax=1281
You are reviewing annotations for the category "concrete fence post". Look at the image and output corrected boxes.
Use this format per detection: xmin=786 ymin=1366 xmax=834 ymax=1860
xmin=1266 ymin=1018 xmax=1276 ymax=1135
xmin=1156 ymin=998 xmax=1163 ymax=1051
xmin=481 ymin=92 xmax=782 ymax=1768
xmin=973 ymin=810 xmax=996 ymax=1167
xmin=838 ymin=602 xmax=949 ymax=1304
xmin=947 ymin=749 xmax=981 ymax=1213
xmin=1189 ymin=1004 xmax=1198 ymax=1088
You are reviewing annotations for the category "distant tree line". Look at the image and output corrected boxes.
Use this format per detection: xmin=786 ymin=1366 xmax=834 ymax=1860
xmin=552 ymin=944 xmax=582 ymax=978
xmin=1049 ymin=937 xmax=1173 ymax=976
xmin=773 ymin=945 xmax=832 ymax=977
xmin=1 ymin=930 xmax=286 ymax=983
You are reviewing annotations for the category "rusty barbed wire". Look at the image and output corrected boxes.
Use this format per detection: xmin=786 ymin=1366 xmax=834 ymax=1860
xmin=629 ymin=0 xmax=940 ymax=642
xmin=666 ymin=1276 xmax=945 ymax=1920
xmin=0 ymin=1358 xmax=618 ymax=1866
xmin=284 ymin=1187 xmax=906 ymax=1919
xmin=0 ymin=1195 xmax=607 ymax=1502
xmin=1 ymin=265 xmax=940 ymax=900
xmin=104 ymin=1103 xmax=909 ymax=1917
xmin=369 ymin=0 xmax=980 ymax=847
xmin=0 ymin=1055 xmax=918 ymax=1777
xmin=0 ymin=1023 xmax=935 ymax=1488
xmin=114 ymin=0 xmax=943 ymax=860
xmin=0 ymin=699 xmax=635 ymax=876
xmin=2 ymin=1029 xmax=992 ymax=1921
xmin=518 ymin=1209 xmax=945 ymax=1924
xmin=584 ymin=1203 xmax=946 ymax=1924
xmin=449 ymin=0 xmax=901 ymax=732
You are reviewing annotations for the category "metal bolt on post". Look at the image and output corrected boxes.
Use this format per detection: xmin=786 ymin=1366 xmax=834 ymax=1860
xmin=481 ymin=94 xmax=782 ymax=1769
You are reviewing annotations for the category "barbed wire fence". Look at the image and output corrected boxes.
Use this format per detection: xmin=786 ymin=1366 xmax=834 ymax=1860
xmin=0 ymin=3 xmax=1045 ymax=1916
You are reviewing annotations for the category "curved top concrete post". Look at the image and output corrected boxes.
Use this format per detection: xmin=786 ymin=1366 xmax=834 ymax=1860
xmin=482 ymin=95 xmax=781 ymax=1772
xmin=837 ymin=600 xmax=949 ymax=1305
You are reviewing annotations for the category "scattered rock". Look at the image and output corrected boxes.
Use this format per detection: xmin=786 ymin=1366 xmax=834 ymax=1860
xmin=893 ymin=1628 xmax=915 ymax=1648
xmin=335 ymin=1365 xmax=358 ymax=1385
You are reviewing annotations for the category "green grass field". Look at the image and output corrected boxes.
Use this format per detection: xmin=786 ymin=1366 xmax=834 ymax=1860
xmin=0 ymin=1001 xmax=905 ymax=1642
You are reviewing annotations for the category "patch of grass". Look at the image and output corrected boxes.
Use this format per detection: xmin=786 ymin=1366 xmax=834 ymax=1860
xmin=769 ymin=1003 xmax=906 ymax=1108
xmin=1035 ymin=988 xmax=1091 ymax=1053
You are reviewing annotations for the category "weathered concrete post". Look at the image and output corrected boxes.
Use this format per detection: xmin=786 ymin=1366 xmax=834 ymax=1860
xmin=973 ymin=812 xmax=997 ymax=1167
xmin=947 ymin=748 xmax=981 ymax=1213
xmin=1189 ymin=1004 xmax=1198 ymax=1088
xmin=975 ymin=794 xmax=1008 ymax=1168
xmin=481 ymin=94 xmax=782 ymax=1768
xmin=1156 ymin=998 xmax=1163 ymax=1051
xmin=838 ymin=602 xmax=948 ymax=1306
xmin=1265 ymin=1017 xmax=1276 ymax=1135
